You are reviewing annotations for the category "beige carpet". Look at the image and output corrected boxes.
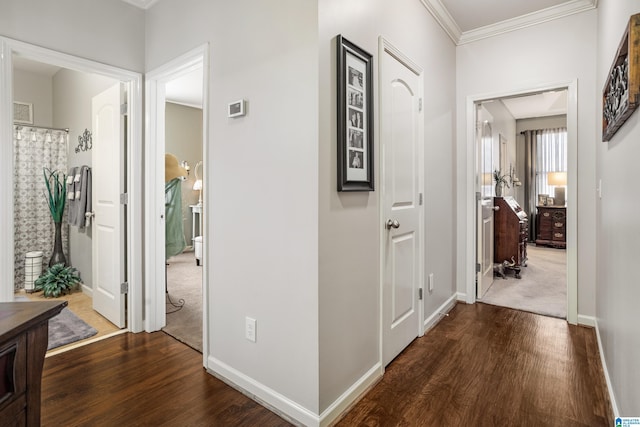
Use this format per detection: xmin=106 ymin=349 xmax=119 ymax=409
xmin=480 ymin=245 xmax=567 ymax=318
xmin=163 ymin=251 xmax=203 ymax=352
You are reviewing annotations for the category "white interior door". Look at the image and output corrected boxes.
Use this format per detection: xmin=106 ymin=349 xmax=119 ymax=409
xmin=381 ymin=43 xmax=423 ymax=366
xmin=476 ymin=105 xmax=495 ymax=298
xmin=92 ymin=83 xmax=126 ymax=328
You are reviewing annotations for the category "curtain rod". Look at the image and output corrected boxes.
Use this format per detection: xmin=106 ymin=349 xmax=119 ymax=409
xmin=14 ymin=124 xmax=69 ymax=133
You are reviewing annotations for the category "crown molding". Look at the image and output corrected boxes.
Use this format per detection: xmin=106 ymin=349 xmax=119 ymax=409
xmin=419 ymin=0 xmax=462 ymax=44
xmin=421 ymin=0 xmax=598 ymax=46
xmin=121 ymin=0 xmax=160 ymax=10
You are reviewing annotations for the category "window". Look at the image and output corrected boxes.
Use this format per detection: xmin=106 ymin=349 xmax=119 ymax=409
xmin=535 ymin=128 xmax=567 ymax=201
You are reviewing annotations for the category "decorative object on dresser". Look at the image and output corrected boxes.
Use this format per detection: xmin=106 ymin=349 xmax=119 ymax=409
xmin=602 ymin=13 xmax=640 ymax=142
xmin=535 ymin=206 xmax=566 ymax=248
xmin=493 ymin=196 xmax=528 ymax=279
xmin=547 ymin=172 xmax=567 ymax=206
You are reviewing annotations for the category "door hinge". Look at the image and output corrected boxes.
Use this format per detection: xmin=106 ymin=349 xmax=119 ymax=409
xmin=120 ymin=103 xmax=128 ymax=116
xmin=418 ymin=98 xmax=423 ymax=112
xmin=120 ymin=193 xmax=128 ymax=205
xmin=419 ymin=193 xmax=423 ymax=206
xmin=476 ymin=263 xmax=481 ymax=273
xmin=476 ymin=191 xmax=481 ymax=201
xmin=418 ymin=288 xmax=423 ymax=300
xmin=120 ymin=282 xmax=129 ymax=294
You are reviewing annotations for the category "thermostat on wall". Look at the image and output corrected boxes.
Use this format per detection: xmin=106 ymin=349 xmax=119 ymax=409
xmin=228 ymin=99 xmax=246 ymax=118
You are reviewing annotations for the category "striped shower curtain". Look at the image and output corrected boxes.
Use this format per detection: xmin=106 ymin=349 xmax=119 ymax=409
xmin=13 ymin=126 xmax=69 ymax=290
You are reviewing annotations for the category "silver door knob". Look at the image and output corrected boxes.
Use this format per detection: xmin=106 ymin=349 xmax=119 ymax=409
xmin=492 ymin=206 xmax=500 ymax=211
xmin=386 ymin=219 xmax=400 ymax=229
xmin=85 ymin=211 xmax=95 ymax=218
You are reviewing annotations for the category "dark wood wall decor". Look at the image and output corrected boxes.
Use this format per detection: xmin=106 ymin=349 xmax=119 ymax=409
xmin=603 ymin=13 xmax=640 ymax=142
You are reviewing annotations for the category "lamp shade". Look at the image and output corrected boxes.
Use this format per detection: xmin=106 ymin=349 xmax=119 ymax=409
xmin=193 ymin=179 xmax=203 ymax=191
xmin=547 ymin=172 xmax=567 ymax=186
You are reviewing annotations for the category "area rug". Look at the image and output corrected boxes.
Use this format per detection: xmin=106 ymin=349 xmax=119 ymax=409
xmin=163 ymin=251 xmax=203 ymax=352
xmin=479 ymin=245 xmax=567 ymax=319
xmin=48 ymin=307 xmax=98 ymax=350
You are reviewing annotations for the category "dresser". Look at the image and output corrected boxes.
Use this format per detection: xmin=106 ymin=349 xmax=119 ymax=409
xmin=494 ymin=197 xmax=528 ymax=278
xmin=0 ymin=301 xmax=67 ymax=426
xmin=535 ymin=206 xmax=566 ymax=248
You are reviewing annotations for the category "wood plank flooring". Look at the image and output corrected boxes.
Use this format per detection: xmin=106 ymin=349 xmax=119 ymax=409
xmin=40 ymin=303 xmax=612 ymax=426
xmin=337 ymin=303 xmax=613 ymax=426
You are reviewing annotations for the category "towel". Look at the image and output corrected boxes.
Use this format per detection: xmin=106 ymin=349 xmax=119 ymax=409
xmin=67 ymin=165 xmax=92 ymax=228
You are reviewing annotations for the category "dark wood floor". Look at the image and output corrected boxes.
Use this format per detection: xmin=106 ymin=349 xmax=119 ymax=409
xmin=40 ymin=303 xmax=612 ymax=426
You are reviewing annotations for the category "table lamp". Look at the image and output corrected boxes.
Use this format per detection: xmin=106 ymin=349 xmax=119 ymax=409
xmin=547 ymin=172 xmax=567 ymax=206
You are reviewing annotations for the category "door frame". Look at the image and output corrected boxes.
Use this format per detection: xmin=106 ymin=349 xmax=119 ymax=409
xmin=0 ymin=37 xmax=144 ymax=332
xmin=144 ymin=45 xmax=209 ymax=361
xmin=463 ymin=80 xmax=578 ymax=324
xmin=378 ymin=36 xmax=425 ymax=366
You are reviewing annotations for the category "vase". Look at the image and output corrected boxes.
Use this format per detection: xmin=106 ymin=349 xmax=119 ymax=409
xmin=49 ymin=221 xmax=67 ymax=267
xmin=495 ymin=183 xmax=503 ymax=197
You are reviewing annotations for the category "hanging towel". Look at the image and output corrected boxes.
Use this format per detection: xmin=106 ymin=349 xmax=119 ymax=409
xmin=67 ymin=165 xmax=92 ymax=228
xmin=165 ymin=177 xmax=186 ymax=259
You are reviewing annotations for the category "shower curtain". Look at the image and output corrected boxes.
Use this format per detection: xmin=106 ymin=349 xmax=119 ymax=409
xmin=13 ymin=126 xmax=69 ymax=290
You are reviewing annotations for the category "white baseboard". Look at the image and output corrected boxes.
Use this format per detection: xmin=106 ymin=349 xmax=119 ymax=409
xmin=577 ymin=314 xmax=596 ymax=327
xmin=594 ymin=318 xmax=620 ymax=418
xmin=81 ymin=283 xmax=93 ymax=297
xmin=319 ymin=363 xmax=383 ymax=427
xmin=423 ymin=293 xmax=458 ymax=332
xmin=207 ymin=356 xmax=319 ymax=427
xmin=456 ymin=291 xmax=466 ymax=301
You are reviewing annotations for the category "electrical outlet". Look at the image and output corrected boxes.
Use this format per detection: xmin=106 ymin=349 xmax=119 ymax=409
xmin=245 ymin=317 xmax=256 ymax=343
xmin=428 ymin=273 xmax=434 ymax=292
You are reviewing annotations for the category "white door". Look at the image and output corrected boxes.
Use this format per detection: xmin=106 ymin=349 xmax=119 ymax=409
xmin=92 ymin=83 xmax=126 ymax=328
xmin=476 ymin=105 xmax=495 ymax=298
xmin=381 ymin=42 xmax=423 ymax=366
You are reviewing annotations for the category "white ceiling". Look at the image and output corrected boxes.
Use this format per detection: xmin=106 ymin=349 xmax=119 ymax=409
xmin=165 ymin=68 xmax=204 ymax=109
xmin=500 ymin=90 xmax=568 ymax=119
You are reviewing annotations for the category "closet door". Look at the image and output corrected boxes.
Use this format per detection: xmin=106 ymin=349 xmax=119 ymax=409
xmin=92 ymin=83 xmax=126 ymax=328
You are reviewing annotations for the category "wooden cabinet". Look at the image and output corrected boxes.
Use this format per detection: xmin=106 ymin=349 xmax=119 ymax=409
xmin=535 ymin=206 xmax=566 ymax=248
xmin=494 ymin=197 xmax=528 ymax=278
xmin=0 ymin=301 xmax=67 ymax=426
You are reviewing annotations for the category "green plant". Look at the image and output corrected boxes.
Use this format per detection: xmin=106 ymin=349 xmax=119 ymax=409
xmin=43 ymin=168 xmax=66 ymax=223
xmin=34 ymin=264 xmax=81 ymax=298
xmin=493 ymin=169 xmax=512 ymax=189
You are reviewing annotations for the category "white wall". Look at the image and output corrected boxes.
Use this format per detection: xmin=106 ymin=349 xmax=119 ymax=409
xmin=318 ymin=0 xmax=457 ymax=413
xmin=165 ymin=102 xmax=202 ymax=244
xmin=482 ymin=100 xmax=516 ymax=198
xmin=52 ymin=68 xmax=117 ymax=289
xmin=146 ymin=0 xmax=320 ymax=418
xmin=0 ymin=0 xmax=144 ymax=72
xmin=13 ymin=68 xmax=52 ymax=127
xmin=456 ymin=10 xmax=598 ymax=317
xmin=596 ymin=0 xmax=640 ymax=416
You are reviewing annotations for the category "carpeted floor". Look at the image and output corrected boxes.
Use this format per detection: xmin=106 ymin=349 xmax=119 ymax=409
xmin=163 ymin=250 xmax=203 ymax=352
xmin=479 ymin=244 xmax=567 ymax=318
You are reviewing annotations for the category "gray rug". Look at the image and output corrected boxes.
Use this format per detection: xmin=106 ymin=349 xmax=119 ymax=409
xmin=163 ymin=251 xmax=203 ymax=352
xmin=48 ymin=307 xmax=98 ymax=350
xmin=479 ymin=245 xmax=567 ymax=318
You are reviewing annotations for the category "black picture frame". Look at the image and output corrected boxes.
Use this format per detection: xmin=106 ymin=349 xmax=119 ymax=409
xmin=337 ymin=35 xmax=374 ymax=191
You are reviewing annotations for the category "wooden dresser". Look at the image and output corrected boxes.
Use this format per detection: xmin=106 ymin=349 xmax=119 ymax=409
xmin=535 ymin=206 xmax=567 ymax=248
xmin=494 ymin=197 xmax=528 ymax=278
xmin=0 ymin=301 xmax=67 ymax=426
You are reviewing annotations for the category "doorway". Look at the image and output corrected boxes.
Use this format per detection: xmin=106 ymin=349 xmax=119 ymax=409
xmin=469 ymin=84 xmax=577 ymax=323
xmin=145 ymin=45 xmax=209 ymax=360
xmin=0 ymin=37 xmax=144 ymax=333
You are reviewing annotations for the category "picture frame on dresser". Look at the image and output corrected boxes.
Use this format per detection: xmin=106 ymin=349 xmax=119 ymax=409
xmin=336 ymin=34 xmax=374 ymax=192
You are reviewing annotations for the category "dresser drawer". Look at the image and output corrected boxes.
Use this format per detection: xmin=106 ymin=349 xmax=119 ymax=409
xmin=552 ymin=231 xmax=565 ymax=241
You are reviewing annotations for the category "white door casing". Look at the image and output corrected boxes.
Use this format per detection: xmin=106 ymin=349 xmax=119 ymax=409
xmin=476 ymin=105 xmax=495 ymax=299
xmin=380 ymin=39 xmax=424 ymax=366
xmin=92 ymin=83 xmax=126 ymax=328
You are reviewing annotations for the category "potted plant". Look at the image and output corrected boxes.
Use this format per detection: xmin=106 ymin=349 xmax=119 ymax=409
xmin=43 ymin=168 xmax=67 ymax=267
xmin=34 ymin=263 xmax=81 ymax=298
xmin=493 ymin=169 xmax=511 ymax=197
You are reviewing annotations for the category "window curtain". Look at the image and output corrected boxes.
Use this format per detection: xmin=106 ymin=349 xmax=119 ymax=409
xmin=522 ymin=127 xmax=567 ymax=241
xmin=13 ymin=126 xmax=69 ymax=290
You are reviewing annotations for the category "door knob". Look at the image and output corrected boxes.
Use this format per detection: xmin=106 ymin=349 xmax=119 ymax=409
xmin=491 ymin=206 xmax=500 ymax=211
xmin=386 ymin=219 xmax=400 ymax=230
